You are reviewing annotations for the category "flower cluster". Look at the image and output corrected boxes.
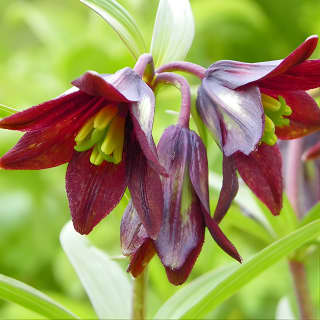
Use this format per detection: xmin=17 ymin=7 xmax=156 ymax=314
xmin=1 ymin=36 xmax=320 ymax=285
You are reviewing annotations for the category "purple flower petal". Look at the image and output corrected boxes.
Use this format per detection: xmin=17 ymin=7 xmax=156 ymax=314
xmin=66 ymin=150 xmax=127 ymax=234
xmin=0 ymin=91 xmax=93 ymax=131
xmin=206 ymin=36 xmax=318 ymax=90
xmin=120 ymin=201 xmax=149 ymax=256
xmin=188 ymin=130 xmax=210 ymax=213
xmin=72 ymin=68 xmax=150 ymax=103
xmin=129 ymin=85 xmax=167 ymax=176
xmin=213 ymin=155 xmax=239 ymax=224
xmin=234 ymin=143 xmax=283 ymax=215
xmin=154 ymin=126 xmax=205 ymax=285
xmin=200 ymin=78 xmax=264 ymax=156
xmin=120 ymin=202 xmax=155 ymax=278
xmin=126 ymin=135 xmax=163 ymax=240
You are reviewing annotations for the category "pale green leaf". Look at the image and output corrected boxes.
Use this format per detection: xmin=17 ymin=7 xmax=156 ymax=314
xmin=0 ymin=273 xmax=78 ymax=319
xmin=256 ymin=194 xmax=298 ymax=238
xmin=155 ymin=220 xmax=320 ymax=319
xmin=60 ymin=221 xmax=132 ymax=319
xmin=300 ymin=202 xmax=320 ymax=227
xmin=80 ymin=0 xmax=146 ymax=59
xmin=151 ymin=0 xmax=194 ymax=67
xmin=0 ymin=104 xmax=17 ymax=118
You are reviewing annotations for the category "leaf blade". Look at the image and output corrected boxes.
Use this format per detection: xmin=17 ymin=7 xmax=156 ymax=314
xmin=151 ymin=0 xmax=195 ymax=67
xmin=0 ymin=104 xmax=17 ymax=118
xmin=155 ymin=220 xmax=320 ymax=319
xmin=80 ymin=0 xmax=146 ymax=59
xmin=60 ymin=221 xmax=132 ymax=319
xmin=0 ymin=274 xmax=78 ymax=319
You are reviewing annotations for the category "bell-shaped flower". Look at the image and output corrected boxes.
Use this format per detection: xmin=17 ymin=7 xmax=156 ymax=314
xmin=196 ymin=35 xmax=320 ymax=221
xmin=121 ymin=125 xmax=241 ymax=285
xmin=0 ymin=68 xmax=165 ymax=237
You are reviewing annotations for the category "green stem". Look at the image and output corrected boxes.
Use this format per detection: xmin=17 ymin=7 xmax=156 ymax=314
xmin=131 ymin=269 xmax=147 ymax=320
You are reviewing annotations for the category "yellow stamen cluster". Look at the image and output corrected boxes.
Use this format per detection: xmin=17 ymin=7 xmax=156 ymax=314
xmin=74 ymin=104 xmax=126 ymax=166
xmin=261 ymin=94 xmax=292 ymax=146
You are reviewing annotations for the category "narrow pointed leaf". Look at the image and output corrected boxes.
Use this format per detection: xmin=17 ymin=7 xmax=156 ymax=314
xmin=80 ymin=0 xmax=146 ymax=59
xmin=155 ymin=220 xmax=320 ymax=319
xmin=0 ymin=274 xmax=78 ymax=319
xmin=299 ymin=202 xmax=320 ymax=227
xmin=151 ymin=0 xmax=194 ymax=67
xmin=60 ymin=221 xmax=132 ymax=319
xmin=0 ymin=104 xmax=17 ymax=119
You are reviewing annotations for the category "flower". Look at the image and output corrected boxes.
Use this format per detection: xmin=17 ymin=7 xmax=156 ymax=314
xmin=0 ymin=68 xmax=165 ymax=237
xmin=196 ymin=35 xmax=320 ymax=221
xmin=121 ymin=125 xmax=241 ymax=285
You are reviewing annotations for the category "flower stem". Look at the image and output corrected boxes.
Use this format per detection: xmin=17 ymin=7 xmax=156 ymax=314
xmin=154 ymin=72 xmax=191 ymax=128
xmin=286 ymin=139 xmax=303 ymax=218
xmin=289 ymin=260 xmax=314 ymax=320
xmin=286 ymin=139 xmax=314 ymax=319
xmin=134 ymin=54 xmax=155 ymax=83
xmin=131 ymin=269 xmax=147 ymax=320
xmin=156 ymin=61 xmax=206 ymax=79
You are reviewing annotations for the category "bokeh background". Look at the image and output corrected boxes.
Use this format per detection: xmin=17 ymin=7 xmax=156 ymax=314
xmin=0 ymin=0 xmax=319 ymax=318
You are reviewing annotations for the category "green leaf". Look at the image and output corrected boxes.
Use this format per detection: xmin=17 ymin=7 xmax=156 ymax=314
xmin=300 ymin=202 xmax=320 ymax=227
xmin=151 ymin=0 xmax=194 ymax=67
xmin=155 ymin=220 xmax=320 ymax=319
xmin=256 ymin=194 xmax=298 ymax=238
xmin=60 ymin=221 xmax=132 ymax=319
xmin=80 ymin=0 xmax=146 ymax=59
xmin=0 ymin=273 xmax=78 ymax=319
xmin=0 ymin=104 xmax=17 ymax=118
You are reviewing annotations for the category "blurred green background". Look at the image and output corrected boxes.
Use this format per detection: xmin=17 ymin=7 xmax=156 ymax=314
xmin=0 ymin=0 xmax=319 ymax=318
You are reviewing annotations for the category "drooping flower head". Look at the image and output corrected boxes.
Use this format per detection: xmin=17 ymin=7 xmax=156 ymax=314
xmin=118 ymin=69 xmax=241 ymax=285
xmin=0 ymin=67 xmax=165 ymax=237
xmin=196 ymin=35 xmax=320 ymax=221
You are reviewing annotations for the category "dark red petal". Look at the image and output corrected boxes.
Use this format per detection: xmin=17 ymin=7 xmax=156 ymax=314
xmin=127 ymin=240 xmax=155 ymax=278
xmin=201 ymin=79 xmax=264 ymax=156
xmin=206 ymin=36 xmax=318 ymax=90
xmin=66 ymin=150 xmax=127 ymax=234
xmin=154 ymin=126 xmax=205 ymax=285
xmin=234 ymin=143 xmax=283 ymax=215
xmin=0 ymin=97 xmax=103 ymax=170
xmin=273 ymin=91 xmax=320 ymax=139
xmin=127 ymin=136 xmax=163 ymax=240
xmin=203 ymin=213 xmax=241 ymax=263
xmin=258 ymin=61 xmax=320 ymax=91
xmin=213 ymin=155 xmax=239 ymax=224
xmin=120 ymin=202 xmax=149 ymax=256
xmin=302 ymin=141 xmax=320 ymax=161
xmin=0 ymin=90 xmax=93 ymax=131
xmin=129 ymin=86 xmax=167 ymax=176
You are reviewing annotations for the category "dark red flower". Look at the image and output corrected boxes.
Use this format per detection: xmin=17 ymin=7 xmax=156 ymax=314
xmin=196 ymin=36 xmax=320 ymax=222
xmin=0 ymin=68 xmax=165 ymax=237
xmin=121 ymin=125 xmax=241 ymax=285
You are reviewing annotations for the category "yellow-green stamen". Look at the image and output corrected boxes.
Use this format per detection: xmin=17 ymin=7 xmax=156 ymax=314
xmin=261 ymin=94 xmax=292 ymax=146
xmin=74 ymin=105 xmax=126 ymax=166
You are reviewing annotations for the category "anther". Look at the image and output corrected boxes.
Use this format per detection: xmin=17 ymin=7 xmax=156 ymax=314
xmin=94 ymin=105 xmax=118 ymax=130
